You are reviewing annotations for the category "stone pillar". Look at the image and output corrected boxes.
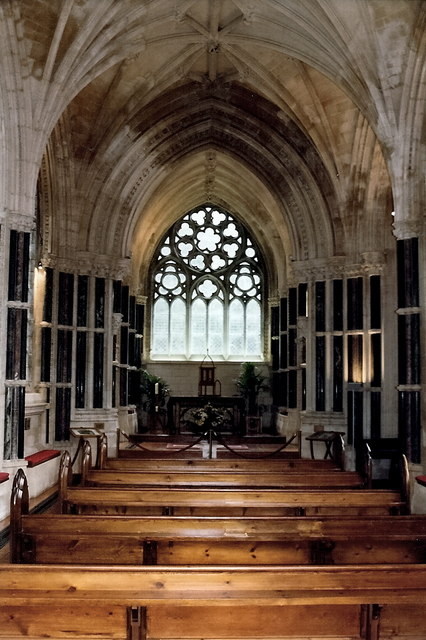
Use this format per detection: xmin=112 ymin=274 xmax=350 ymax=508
xmin=3 ymin=225 xmax=32 ymax=461
xmin=395 ymin=235 xmax=421 ymax=463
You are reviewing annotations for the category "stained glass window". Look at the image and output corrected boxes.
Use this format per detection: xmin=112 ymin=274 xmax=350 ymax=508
xmin=151 ymin=204 xmax=264 ymax=360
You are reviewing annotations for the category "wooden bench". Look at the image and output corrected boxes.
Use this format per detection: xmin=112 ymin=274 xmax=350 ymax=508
xmin=11 ymin=468 xmax=422 ymax=567
xmin=83 ymin=468 xmax=365 ymax=489
xmin=87 ymin=436 xmax=364 ymax=487
xmin=7 ymin=463 xmax=425 ymax=640
xmin=12 ymin=512 xmax=426 ymax=566
xmin=1 ymin=564 xmax=426 ymax=639
xmin=54 ymin=449 xmax=406 ymax=516
xmin=62 ymin=484 xmax=406 ymax=517
xmin=103 ymin=456 xmax=343 ymax=471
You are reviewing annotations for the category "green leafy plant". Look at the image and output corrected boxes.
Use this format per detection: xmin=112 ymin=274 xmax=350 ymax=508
xmin=140 ymin=370 xmax=169 ymax=414
xmin=235 ymin=362 xmax=267 ymax=415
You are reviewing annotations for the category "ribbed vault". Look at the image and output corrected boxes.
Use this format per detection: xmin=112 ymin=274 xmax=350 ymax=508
xmin=44 ymin=82 xmax=341 ymax=292
xmin=31 ymin=0 xmax=407 ymax=298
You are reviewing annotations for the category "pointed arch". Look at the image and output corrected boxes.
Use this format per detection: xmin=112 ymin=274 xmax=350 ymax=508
xmin=150 ymin=203 xmax=265 ymax=361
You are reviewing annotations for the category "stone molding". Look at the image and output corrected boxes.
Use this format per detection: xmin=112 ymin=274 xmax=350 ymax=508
xmin=42 ymin=252 xmax=131 ymax=280
xmin=288 ymin=253 xmax=385 ymax=284
xmin=396 ymin=307 xmax=421 ymax=315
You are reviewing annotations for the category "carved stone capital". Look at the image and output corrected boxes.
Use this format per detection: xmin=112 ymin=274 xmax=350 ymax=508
xmin=112 ymin=313 xmax=123 ymax=333
xmin=360 ymin=251 xmax=385 ymax=274
xmin=392 ymin=218 xmax=422 ymax=240
xmin=0 ymin=209 xmax=36 ymax=233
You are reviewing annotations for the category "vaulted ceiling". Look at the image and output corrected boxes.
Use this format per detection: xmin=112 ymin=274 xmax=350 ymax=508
xmin=26 ymin=0 xmax=424 ymax=294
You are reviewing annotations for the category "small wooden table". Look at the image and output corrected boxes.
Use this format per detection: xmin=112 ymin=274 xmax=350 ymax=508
xmin=305 ymin=431 xmax=344 ymax=460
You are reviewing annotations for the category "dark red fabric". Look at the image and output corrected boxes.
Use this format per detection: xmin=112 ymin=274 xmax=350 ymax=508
xmin=0 ymin=472 xmax=9 ymax=483
xmin=25 ymin=449 xmax=61 ymax=468
xmin=415 ymin=476 xmax=426 ymax=487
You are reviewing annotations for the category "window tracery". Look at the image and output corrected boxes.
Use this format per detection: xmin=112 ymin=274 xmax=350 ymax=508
xmin=151 ymin=204 xmax=264 ymax=360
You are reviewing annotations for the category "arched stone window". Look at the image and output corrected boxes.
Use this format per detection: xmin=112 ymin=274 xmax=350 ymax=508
xmin=151 ymin=204 xmax=264 ymax=361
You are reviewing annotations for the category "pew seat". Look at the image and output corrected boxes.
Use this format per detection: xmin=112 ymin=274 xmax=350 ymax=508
xmin=2 ymin=563 xmax=426 ymax=606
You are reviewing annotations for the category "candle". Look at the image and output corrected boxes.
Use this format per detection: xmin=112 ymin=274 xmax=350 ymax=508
xmin=154 ymin=382 xmax=159 ymax=395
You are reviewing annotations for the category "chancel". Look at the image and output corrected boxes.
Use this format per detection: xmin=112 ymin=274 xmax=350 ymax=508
xmin=1 ymin=1 xmax=426 ymax=639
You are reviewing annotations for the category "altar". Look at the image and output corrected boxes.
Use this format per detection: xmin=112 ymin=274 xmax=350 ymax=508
xmin=167 ymin=396 xmax=246 ymax=436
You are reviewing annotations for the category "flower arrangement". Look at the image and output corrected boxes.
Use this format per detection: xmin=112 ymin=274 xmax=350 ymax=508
xmin=185 ymin=403 xmax=227 ymax=433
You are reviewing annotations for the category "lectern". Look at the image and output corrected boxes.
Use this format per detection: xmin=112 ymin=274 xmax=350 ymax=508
xmin=198 ymin=355 xmax=221 ymax=396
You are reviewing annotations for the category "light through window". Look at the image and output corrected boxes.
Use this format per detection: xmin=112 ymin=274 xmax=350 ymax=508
xmin=151 ymin=204 xmax=264 ymax=360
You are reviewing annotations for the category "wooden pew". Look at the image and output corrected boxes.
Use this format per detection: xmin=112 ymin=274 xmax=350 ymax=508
xmin=12 ymin=512 xmax=426 ymax=566
xmin=54 ymin=448 xmax=405 ymax=516
xmin=1 ymin=563 xmax=426 ymax=639
xmin=62 ymin=484 xmax=406 ymax=517
xmin=7 ymin=463 xmax=424 ymax=639
xmin=11 ymin=469 xmax=424 ymax=566
xmin=86 ymin=437 xmax=364 ymax=487
xmin=83 ymin=468 xmax=365 ymax=489
xmin=102 ymin=455 xmax=343 ymax=471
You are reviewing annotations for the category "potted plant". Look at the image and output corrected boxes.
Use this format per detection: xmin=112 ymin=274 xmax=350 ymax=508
xmin=140 ymin=370 xmax=170 ymax=430
xmin=235 ymin=362 xmax=267 ymax=416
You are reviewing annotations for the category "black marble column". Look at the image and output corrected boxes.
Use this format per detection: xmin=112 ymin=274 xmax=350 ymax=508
xmin=347 ymin=277 xmax=363 ymax=330
xmin=315 ymin=336 xmax=326 ymax=411
xmin=5 ymin=230 xmax=30 ymax=460
xmin=347 ymin=389 xmax=363 ymax=446
xmin=93 ymin=333 xmax=104 ymax=408
xmin=270 ymin=305 xmax=280 ymax=373
xmin=75 ymin=331 xmax=86 ymax=408
xmin=55 ymin=387 xmax=71 ymax=441
xmin=315 ymin=281 xmax=326 ymax=332
xmin=3 ymin=386 xmax=25 ymax=460
xmin=332 ymin=279 xmax=343 ymax=331
xmin=332 ymin=335 xmax=343 ymax=412
xmin=397 ymin=237 xmax=421 ymax=463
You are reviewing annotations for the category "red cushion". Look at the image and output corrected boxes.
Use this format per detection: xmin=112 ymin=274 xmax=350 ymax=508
xmin=415 ymin=475 xmax=426 ymax=487
xmin=25 ymin=449 xmax=61 ymax=468
xmin=0 ymin=472 xmax=9 ymax=483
